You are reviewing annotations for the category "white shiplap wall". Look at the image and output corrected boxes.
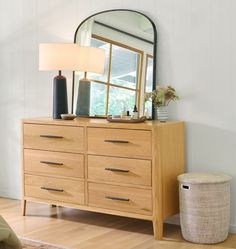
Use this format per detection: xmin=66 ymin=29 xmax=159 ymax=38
xmin=0 ymin=0 xmax=236 ymax=232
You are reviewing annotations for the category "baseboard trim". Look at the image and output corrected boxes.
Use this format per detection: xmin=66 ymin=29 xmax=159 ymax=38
xmin=0 ymin=190 xmax=20 ymax=200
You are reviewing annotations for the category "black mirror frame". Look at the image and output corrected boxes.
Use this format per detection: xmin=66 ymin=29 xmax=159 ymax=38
xmin=71 ymin=9 xmax=157 ymax=119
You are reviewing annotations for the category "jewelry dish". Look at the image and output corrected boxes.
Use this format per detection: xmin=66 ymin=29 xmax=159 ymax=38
xmin=60 ymin=114 xmax=76 ymax=120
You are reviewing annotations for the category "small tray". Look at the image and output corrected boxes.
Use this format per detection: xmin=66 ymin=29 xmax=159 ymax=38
xmin=107 ymin=116 xmax=146 ymax=123
xmin=61 ymin=114 xmax=76 ymax=120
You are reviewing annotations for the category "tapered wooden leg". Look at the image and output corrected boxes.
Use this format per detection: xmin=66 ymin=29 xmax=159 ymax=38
xmin=152 ymin=219 xmax=163 ymax=240
xmin=22 ymin=200 xmax=26 ymax=216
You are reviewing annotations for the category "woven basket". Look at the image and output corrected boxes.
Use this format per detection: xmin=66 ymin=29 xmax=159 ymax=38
xmin=178 ymin=172 xmax=231 ymax=244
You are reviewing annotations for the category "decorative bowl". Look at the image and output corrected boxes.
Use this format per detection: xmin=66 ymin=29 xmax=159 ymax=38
xmin=61 ymin=114 xmax=76 ymax=120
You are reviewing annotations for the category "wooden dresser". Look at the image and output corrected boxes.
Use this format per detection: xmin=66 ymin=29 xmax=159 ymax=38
xmin=21 ymin=117 xmax=184 ymax=239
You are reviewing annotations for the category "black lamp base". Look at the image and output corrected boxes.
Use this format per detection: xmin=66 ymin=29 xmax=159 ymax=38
xmin=53 ymin=74 xmax=68 ymax=119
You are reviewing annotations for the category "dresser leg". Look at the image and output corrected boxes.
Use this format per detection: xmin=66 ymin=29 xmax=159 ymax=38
xmin=22 ymin=200 xmax=26 ymax=216
xmin=152 ymin=219 xmax=163 ymax=240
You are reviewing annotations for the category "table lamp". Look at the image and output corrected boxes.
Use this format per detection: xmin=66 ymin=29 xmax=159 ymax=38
xmin=75 ymin=46 xmax=105 ymax=116
xmin=39 ymin=43 xmax=81 ymax=119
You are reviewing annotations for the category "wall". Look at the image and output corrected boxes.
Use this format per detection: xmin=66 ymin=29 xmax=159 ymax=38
xmin=0 ymin=0 xmax=235 ymax=232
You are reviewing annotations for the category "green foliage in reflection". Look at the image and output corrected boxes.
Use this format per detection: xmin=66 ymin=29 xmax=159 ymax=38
xmin=108 ymin=88 xmax=135 ymax=115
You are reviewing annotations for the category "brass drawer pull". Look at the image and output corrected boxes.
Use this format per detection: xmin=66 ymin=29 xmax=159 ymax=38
xmin=41 ymin=187 xmax=64 ymax=192
xmin=40 ymin=135 xmax=63 ymax=139
xmin=104 ymin=139 xmax=129 ymax=143
xmin=105 ymin=196 xmax=130 ymax=202
xmin=40 ymin=161 xmax=63 ymax=166
xmin=105 ymin=167 xmax=129 ymax=173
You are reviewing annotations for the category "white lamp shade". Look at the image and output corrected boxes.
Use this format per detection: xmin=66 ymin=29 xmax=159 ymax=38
xmin=39 ymin=43 xmax=105 ymax=74
xmin=39 ymin=43 xmax=81 ymax=71
xmin=76 ymin=46 xmax=105 ymax=74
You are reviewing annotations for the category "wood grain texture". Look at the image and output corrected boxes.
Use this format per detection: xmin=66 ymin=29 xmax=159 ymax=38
xmin=24 ymin=196 xmax=153 ymax=221
xmin=87 ymin=127 xmax=152 ymax=158
xmin=24 ymin=124 xmax=85 ymax=153
xmin=159 ymin=122 xmax=185 ymax=219
xmin=24 ymin=149 xmax=84 ymax=178
xmin=88 ymin=182 xmax=152 ymax=215
xmin=22 ymin=117 xmax=180 ymax=129
xmin=151 ymin=122 xmax=185 ymax=239
xmin=24 ymin=174 xmax=85 ymax=205
xmin=88 ymin=155 xmax=151 ymax=186
xmin=0 ymin=198 xmax=235 ymax=249
xmin=152 ymin=125 xmax=164 ymax=240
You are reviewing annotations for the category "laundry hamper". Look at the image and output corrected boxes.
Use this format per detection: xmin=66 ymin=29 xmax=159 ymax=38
xmin=178 ymin=172 xmax=231 ymax=244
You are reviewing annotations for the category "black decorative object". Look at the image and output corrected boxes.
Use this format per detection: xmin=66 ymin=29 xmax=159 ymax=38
xmin=53 ymin=71 xmax=68 ymax=119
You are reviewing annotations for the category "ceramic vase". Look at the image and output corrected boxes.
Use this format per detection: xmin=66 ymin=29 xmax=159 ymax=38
xmin=156 ymin=106 xmax=168 ymax=121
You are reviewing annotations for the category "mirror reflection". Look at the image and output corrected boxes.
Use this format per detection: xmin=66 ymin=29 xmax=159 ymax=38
xmin=72 ymin=10 xmax=156 ymax=118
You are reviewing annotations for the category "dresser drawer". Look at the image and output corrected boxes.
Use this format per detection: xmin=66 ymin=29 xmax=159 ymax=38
xmin=88 ymin=183 xmax=152 ymax=215
xmin=24 ymin=174 xmax=84 ymax=205
xmin=23 ymin=124 xmax=84 ymax=153
xmin=24 ymin=149 xmax=84 ymax=178
xmin=87 ymin=128 xmax=152 ymax=158
xmin=88 ymin=155 xmax=151 ymax=186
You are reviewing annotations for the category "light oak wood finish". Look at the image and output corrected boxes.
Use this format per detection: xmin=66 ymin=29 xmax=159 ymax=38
xmin=24 ymin=124 xmax=85 ymax=153
xmin=88 ymin=155 xmax=151 ymax=186
xmin=0 ymin=198 xmax=235 ymax=249
xmin=24 ymin=149 xmax=84 ymax=178
xmin=152 ymin=122 xmax=185 ymax=239
xmin=88 ymin=182 xmax=152 ymax=215
xmin=21 ymin=117 xmax=185 ymax=240
xmin=25 ymin=174 xmax=85 ymax=205
xmin=22 ymin=117 xmax=181 ymax=129
xmin=158 ymin=123 xmax=185 ymax=220
xmin=87 ymin=127 xmax=152 ymax=158
xmin=24 ymin=196 xmax=152 ymax=221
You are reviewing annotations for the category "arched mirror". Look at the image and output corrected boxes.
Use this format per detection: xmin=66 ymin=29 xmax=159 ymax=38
xmin=72 ymin=9 xmax=157 ymax=119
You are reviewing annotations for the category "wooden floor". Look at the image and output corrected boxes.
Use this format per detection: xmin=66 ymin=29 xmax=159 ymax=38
xmin=0 ymin=198 xmax=235 ymax=249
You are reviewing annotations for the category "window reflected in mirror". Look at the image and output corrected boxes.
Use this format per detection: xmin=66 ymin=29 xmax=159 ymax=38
xmin=87 ymin=38 xmax=109 ymax=82
xmin=78 ymin=35 xmax=142 ymax=116
xmin=110 ymin=44 xmax=142 ymax=90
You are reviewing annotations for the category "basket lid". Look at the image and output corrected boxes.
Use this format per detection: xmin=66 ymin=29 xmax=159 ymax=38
xmin=177 ymin=172 xmax=232 ymax=184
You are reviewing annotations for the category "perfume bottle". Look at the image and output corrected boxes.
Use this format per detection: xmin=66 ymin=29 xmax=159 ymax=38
xmin=132 ymin=105 xmax=139 ymax=120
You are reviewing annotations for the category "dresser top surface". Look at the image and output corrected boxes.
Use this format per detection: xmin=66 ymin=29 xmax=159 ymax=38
xmin=22 ymin=117 xmax=183 ymax=130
